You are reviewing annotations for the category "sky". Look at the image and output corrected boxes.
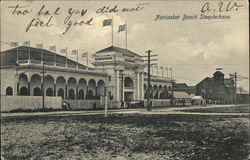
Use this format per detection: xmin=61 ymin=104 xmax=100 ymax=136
xmin=1 ymin=0 xmax=249 ymax=91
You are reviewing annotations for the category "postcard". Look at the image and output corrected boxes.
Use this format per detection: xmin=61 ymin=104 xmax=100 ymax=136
xmin=1 ymin=0 xmax=249 ymax=160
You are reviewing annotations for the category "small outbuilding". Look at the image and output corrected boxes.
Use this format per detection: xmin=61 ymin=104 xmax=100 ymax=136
xmin=173 ymin=91 xmax=192 ymax=106
xmin=191 ymin=95 xmax=206 ymax=106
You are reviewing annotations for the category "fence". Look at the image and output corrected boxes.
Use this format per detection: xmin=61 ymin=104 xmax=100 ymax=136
xmin=1 ymin=96 xmax=62 ymax=112
xmin=66 ymin=100 xmax=102 ymax=110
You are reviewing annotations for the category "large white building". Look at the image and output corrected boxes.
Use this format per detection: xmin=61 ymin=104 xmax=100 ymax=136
xmin=1 ymin=46 xmax=174 ymax=111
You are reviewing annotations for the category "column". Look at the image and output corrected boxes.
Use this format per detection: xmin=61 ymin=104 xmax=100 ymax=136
xmin=141 ymin=73 xmax=144 ymax=100
xmin=65 ymin=84 xmax=68 ymax=99
xmin=95 ymin=86 xmax=98 ymax=99
xmin=85 ymin=86 xmax=88 ymax=99
xmin=76 ymin=85 xmax=78 ymax=99
xmin=54 ymin=83 xmax=56 ymax=96
xmin=28 ymin=82 xmax=30 ymax=96
xmin=137 ymin=73 xmax=140 ymax=100
xmin=122 ymin=76 xmax=124 ymax=101
xmin=17 ymin=82 xmax=19 ymax=95
xmin=116 ymin=70 xmax=120 ymax=101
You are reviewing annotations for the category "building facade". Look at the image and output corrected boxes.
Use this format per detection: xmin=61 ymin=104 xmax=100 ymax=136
xmin=1 ymin=46 xmax=173 ymax=110
xmin=196 ymin=71 xmax=235 ymax=104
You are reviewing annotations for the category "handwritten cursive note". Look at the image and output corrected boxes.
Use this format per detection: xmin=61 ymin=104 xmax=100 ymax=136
xmin=7 ymin=4 xmax=146 ymax=35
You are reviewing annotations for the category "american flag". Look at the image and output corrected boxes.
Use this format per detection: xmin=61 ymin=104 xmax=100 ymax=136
xmin=82 ymin=52 xmax=88 ymax=58
xmin=118 ymin=24 xmax=126 ymax=33
xmin=23 ymin=41 xmax=30 ymax=46
xmin=36 ymin=43 xmax=43 ymax=49
xmin=49 ymin=46 xmax=56 ymax=52
xmin=103 ymin=19 xmax=112 ymax=27
xmin=60 ymin=49 xmax=67 ymax=54
xmin=72 ymin=50 xmax=78 ymax=55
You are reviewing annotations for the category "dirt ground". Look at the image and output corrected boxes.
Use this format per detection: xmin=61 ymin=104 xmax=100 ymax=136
xmin=181 ymin=105 xmax=250 ymax=113
xmin=1 ymin=105 xmax=249 ymax=160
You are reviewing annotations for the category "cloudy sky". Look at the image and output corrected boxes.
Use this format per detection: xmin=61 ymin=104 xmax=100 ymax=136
xmin=1 ymin=0 xmax=249 ymax=90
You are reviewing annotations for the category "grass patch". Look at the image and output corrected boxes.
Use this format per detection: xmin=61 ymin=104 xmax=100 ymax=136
xmin=1 ymin=114 xmax=249 ymax=160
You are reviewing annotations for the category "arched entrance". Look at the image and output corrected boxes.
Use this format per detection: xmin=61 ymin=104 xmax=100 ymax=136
xmin=19 ymin=74 xmax=29 ymax=95
xmin=153 ymin=85 xmax=158 ymax=99
xmin=124 ymin=77 xmax=134 ymax=101
xmin=78 ymin=78 xmax=87 ymax=99
xmin=20 ymin=86 xmax=28 ymax=96
xmin=33 ymin=87 xmax=42 ymax=96
xmin=46 ymin=88 xmax=53 ymax=96
xmin=6 ymin=87 xmax=13 ymax=96
xmin=124 ymin=77 xmax=134 ymax=87
xmin=68 ymin=89 xmax=75 ymax=99
xmin=44 ymin=75 xmax=54 ymax=96
xmin=97 ymin=80 xmax=105 ymax=99
xmin=30 ymin=74 xmax=41 ymax=96
xmin=87 ymin=79 xmax=96 ymax=99
xmin=56 ymin=76 xmax=66 ymax=98
xmin=67 ymin=77 xmax=77 ymax=99
xmin=58 ymin=88 xmax=64 ymax=98
xmin=78 ymin=89 xmax=84 ymax=100
xmin=86 ymin=89 xmax=94 ymax=99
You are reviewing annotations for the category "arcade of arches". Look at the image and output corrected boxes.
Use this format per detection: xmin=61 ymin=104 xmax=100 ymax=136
xmin=6 ymin=74 xmax=172 ymax=100
xmin=14 ymin=74 xmax=106 ymax=100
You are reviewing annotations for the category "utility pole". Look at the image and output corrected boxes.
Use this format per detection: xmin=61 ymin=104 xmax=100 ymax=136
xmin=142 ymin=50 xmax=157 ymax=111
xmin=42 ymin=63 xmax=45 ymax=111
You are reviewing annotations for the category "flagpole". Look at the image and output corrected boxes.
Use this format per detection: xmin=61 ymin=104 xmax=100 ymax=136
xmin=166 ymin=68 xmax=168 ymax=78
xmin=86 ymin=52 xmax=89 ymax=67
xmin=125 ymin=21 xmax=127 ymax=49
xmin=54 ymin=46 xmax=57 ymax=66
xmin=77 ymin=49 xmax=79 ymax=69
xmin=28 ymin=41 xmax=31 ymax=64
xmin=16 ymin=45 xmax=19 ymax=64
xmin=112 ymin=16 xmax=114 ymax=46
xmin=66 ymin=48 xmax=68 ymax=68
xmin=41 ymin=43 xmax=44 ymax=64
xmin=162 ymin=67 xmax=164 ymax=77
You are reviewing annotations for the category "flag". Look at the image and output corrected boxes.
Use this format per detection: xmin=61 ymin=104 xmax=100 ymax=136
xmin=36 ymin=43 xmax=43 ymax=49
xmin=118 ymin=24 xmax=126 ymax=33
xmin=216 ymin=67 xmax=223 ymax=70
xmin=103 ymin=19 xmax=112 ymax=26
xmin=60 ymin=49 xmax=67 ymax=54
xmin=10 ymin=42 xmax=18 ymax=47
xmin=23 ymin=41 xmax=30 ymax=46
xmin=72 ymin=50 xmax=78 ymax=56
xmin=49 ymin=46 xmax=56 ymax=52
xmin=82 ymin=52 xmax=88 ymax=58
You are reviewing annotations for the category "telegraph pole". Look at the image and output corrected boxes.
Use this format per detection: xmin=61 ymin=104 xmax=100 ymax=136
xmin=147 ymin=50 xmax=151 ymax=111
xmin=142 ymin=50 xmax=157 ymax=111
xmin=42 ymin=63 xmax=45 ymax=111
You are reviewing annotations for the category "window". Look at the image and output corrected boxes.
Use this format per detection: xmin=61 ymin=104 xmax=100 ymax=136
xmin=6 ymin=87 xmax=13 ymax=96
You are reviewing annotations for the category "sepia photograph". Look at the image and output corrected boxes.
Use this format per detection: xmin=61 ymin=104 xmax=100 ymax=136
xmin=0 ymin=0 xmax=249 ymax=159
